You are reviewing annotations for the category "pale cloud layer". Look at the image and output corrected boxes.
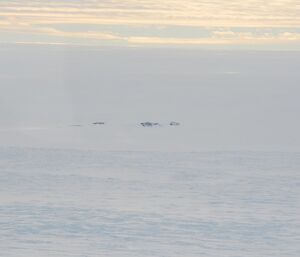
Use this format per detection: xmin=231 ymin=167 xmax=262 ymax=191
xmin=0 ymin=0 xmax=299 ymax=48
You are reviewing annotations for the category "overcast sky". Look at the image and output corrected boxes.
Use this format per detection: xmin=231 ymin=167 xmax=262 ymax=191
xmin=0 ymin=0 xmax=299 ymax=49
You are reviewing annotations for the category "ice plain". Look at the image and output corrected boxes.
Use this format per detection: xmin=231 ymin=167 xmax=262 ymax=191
xmin=0 ymin=46 xmax=300 ymax=256
xmin=1 ymin=148 xmax=300 ymax=257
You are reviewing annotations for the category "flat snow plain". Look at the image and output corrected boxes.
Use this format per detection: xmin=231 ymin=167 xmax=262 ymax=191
xmin=0 ymin=148 xmax=299 ymax=257
xmin=0 ymin=46 xmax=300 ymax=256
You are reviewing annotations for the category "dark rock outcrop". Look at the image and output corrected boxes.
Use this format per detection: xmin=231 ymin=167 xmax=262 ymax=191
xmin=141 ymin=122 xmax=160 ymax=127
xmin=169 ymin=121 xmax=180 ymax=126
xmin=93 ymin=122 xmax=105 ymax=125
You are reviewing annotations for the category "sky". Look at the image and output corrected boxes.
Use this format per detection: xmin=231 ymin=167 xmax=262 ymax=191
xmin=0 ymin=0 xmax=299 ymax=49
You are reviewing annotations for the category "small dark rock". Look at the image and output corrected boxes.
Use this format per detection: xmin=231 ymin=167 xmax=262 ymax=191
xmin=93 ymin=122 xmax=105 ymax=125
xmin=170 ymin=121 xmax=180 ymax=126
xmin=141 ymin=122 xmax=160 ymax=127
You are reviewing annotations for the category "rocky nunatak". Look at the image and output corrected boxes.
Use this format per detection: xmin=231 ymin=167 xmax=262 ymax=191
xmin=93 ymin=122 xmax=105 ymax=125
xmin=141 ymin=122 xmax=161 ymax=127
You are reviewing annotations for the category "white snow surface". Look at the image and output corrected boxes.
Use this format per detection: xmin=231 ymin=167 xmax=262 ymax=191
xmin=0 ymin=46 xmax=300 ymax=256
xmin=1 ymin=148 xmax=300 ymax=257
